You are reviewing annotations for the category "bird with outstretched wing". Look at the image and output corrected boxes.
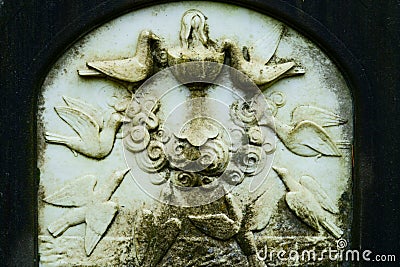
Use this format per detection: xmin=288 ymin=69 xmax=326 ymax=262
xmin=44 ymin=168 xmax=130 ymax=256
xmin=78 ymin=30 xmax=161 ymax=90
xmin=221 ymin=23 xmax=305 ymax=89
xmin=260 ymin=104 xmax=348 ymax=157
xmin=45 ymin=96 xmax=126 ymax=159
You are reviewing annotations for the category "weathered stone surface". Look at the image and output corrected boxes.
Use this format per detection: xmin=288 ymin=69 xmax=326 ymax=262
xmin=38 ymin=2 xmax=352 ymax=266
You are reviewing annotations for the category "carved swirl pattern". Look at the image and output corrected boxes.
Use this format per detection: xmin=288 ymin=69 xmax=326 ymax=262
xmin=135 ymin=141 xmax=167 ymax=173
xmin=119 ymin=95 xmax=175 ymax=185
xmin=230 ymin=100 xmax=258 ymax=126
xmin=171 ymin=171 xmax=199 ymax=187
xmin=121 ymin=94 xmax=275 ymax=189
xmin=227 ymin=96 xmax=277 ymax=179
xmin=122 ymin=95 xmax=160 ymax=153
xmin=41 ymin=8 xmax=351 ymax=265
xmin=198 ymin=139 xmax=230 ymax=176
xmin=222 ymin=164 xmax=245 ymax=185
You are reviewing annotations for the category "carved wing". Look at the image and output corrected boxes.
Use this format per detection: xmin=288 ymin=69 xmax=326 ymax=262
xmin=87 ymin=57 xmax=147 ymax=83
xmin=134 ymin=209 xmax=156 ymax=265
xmin=55 ymin=106 xmax=100 ymax=139
xmin=188 ymin=214 xmax=240 ymax=240
xmin=47 ymin=207 xmax=86 ymax=237
xmin=62 ymin=96 xmax=103 ymax=128
xmin=300 ymin=175 xmax=339 ymax=213
xmin=249 ymin=187 xmax=276 ymax=231
xmin=147 ymin=218 xmax=182 ymax=266
xmin=249 ymin=23 xmax=284 ymax=64
xmin=84 ymin=201 xmax=118 ymax=256
xmin=321 ymin=218 xmax=343 ymax=239
xmin=44 ymin=175 xmax=96 ymax=207
xmin=291 ymin=105 xmax=347 ymax=127
xmin=292 ymin=120 xmax=341 ymax=156
xmin=258 ymin=62 xmax=295 ymax=84
xmin=285 ymin=192 xmax=320 ymax=231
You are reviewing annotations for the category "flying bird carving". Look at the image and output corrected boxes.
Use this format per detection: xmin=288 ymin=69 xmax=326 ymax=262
xmin=78 ymin=30 xmax=161 ymax=87
xmin=44 ymin=168 xmax=130 ymax=256
xmin=45 ymin=96 xmax=126 ymax=159
xmin=221 ymin=24 xmax=305 ymax=89
xmin=260 ymin=105 xmax=345 ymax=157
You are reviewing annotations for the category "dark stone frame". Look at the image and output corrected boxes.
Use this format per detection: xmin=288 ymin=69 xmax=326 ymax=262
xmin=1 ymin=0 xmax=398 ymax=266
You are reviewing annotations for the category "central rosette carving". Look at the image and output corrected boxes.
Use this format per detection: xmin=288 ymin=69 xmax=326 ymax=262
xmin=121 ymin=87 xmax=276 ymax=195
xmin=122 ymin=97 xmax=233 ymax=187
xmin=167 ymin=117 xmax=230 ymax=178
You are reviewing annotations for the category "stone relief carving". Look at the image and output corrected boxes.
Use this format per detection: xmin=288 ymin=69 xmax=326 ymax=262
xmin=272 ymin=167 xmax=343 ymax=238
xmin=43 ymin=168 xmax=130 ymax=255
xmin=78 ymin=30 xmax=161 ymax=89
xmin=270 ymin=106 xmax=345 ymax=157
xmin=39 ymin=4 xmax=352 ymax=266
xmin=45 ymin=96 xmax=126 ymax=158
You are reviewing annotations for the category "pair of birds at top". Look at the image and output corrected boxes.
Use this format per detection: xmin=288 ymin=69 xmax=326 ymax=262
xmin=46 ymin=9 xmax=347 ymax=160
xmin=79 ymin=9 xmax=304 ymax=90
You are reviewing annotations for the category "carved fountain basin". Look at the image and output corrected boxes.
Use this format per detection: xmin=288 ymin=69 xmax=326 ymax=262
xmin=167 ymin=47 xmax=225 ymax=86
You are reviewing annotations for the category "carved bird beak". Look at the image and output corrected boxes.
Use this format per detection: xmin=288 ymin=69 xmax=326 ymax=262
xmin=272 ymin=166 xmax=288 ymax=177
xmin=151 ymin=32 xmax=161 ymax=42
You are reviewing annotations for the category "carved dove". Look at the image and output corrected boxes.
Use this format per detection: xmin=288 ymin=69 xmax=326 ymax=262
xmin=45 ymin=96 xmax=126 ymax=159
xmin=260 ymin=107 xmax=343 ymax=157
xmin=44 ymin=168 xmax=130 ymax=256
xmin=221 ymin=24 xmax=304 ymax=89
xmin=78 ymin=30 xmax=160 ymax=86
xmin=273 ymin=167 xmax=343 ymax=238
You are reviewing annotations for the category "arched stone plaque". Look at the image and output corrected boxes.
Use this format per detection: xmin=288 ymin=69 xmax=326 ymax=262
xmin=38 ymin=2 xmax=353 ymax=266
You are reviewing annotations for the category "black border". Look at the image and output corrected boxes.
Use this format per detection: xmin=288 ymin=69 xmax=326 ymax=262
xmin=1 ymin=1 xmax=399 ymax=266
